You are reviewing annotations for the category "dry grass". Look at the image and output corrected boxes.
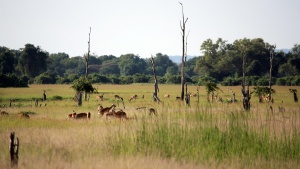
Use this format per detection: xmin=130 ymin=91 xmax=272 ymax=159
xmin=1 ymin=84 xmax=300 ymax=169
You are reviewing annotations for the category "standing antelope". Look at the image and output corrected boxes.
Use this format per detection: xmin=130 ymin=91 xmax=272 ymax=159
xmin=98 ymin=104 xmax=116 ymax=116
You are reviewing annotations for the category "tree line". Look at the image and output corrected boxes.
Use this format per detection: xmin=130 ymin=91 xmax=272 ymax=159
xmin=1 ymin=38 xmax=300 ymax=87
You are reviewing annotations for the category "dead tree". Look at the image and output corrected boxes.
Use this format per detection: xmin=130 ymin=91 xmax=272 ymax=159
xmin=241 ymin=44 xmax=251 ymax=111
xmin=289 ymin=89 xmax=298 ymax=102
xmin=197 ymin=86 xmax=200 ymax=104
xmin=179 ymin=2 xmax=188 ymax=101
xmin=43 ymin=90 xmax=46 ymax=101
xmin=84 ymin=27 xmax=91 ymax=101
xmin=75 ymin=92 xmax=82 ymax=106
xmin=185 ymin=83 xmax=190 ymax=106
xmin=150 ymin=55 xmax=161 ymax=103
xmin=9 ymin=132 xmax=19 ymax=167
xmin=242 ymin=85 xmax=251 ymax=110
xmin=268 ymin=45 xmax=276 ymax=103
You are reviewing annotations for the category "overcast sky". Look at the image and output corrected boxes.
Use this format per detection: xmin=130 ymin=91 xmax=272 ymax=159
xmin=1 ymin=0 xmax=299 ymax=58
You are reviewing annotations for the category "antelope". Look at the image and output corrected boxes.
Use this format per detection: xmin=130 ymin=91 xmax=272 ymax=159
xmin=164 ymin=94 xmax=170 ymax=98
xmin=114 ymin=95 xmax=121 ymax=100
xmin=19 ymin=113 xmax=29 ymax=118
xmin=96 ymin=93 xmax=104 ymax=101
xmin=149 ymin=108 xmax=156 ymax=115
xmin=98 ymin=104 xmax=116 ymax=116
xmin=190 ymin=93 xmax=197 ymax=97
xmin=129 ymin=95 xmax=138 ymax=101
xmin=106 ymin=108 xmax=127 ymax=120
xmin=176 ymin=96 xmax=181 ymax=100
xmin=1 ymin=111 xmax=9 ymax=115
xmin=73 ymin=112 xmax=91 ymax=119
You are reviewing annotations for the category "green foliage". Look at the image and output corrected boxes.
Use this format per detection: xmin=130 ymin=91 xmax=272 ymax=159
xmin=52 ymin=95 xmax=63 ymax=100
xmin=276 ymin=76 xmax=300 ymax=86
xmin=70 ymin=76 xmax=94 ymax=93
xmin=220 ymin=76 xmax=242 ymax=86
xmin=34 ymin=72 xmax=56 ymax=84
xmin=205 ymin=81 xmax=222 ymax=94
xmin=0 ymin=74 xmax=28 ymax=87
xmin=197 ymin=76 xmax=217 ymax=86
xmin=20 ymin=44 xmax=48 ymax=78
xmin=252 ymin=86 xmax=275 ymax=97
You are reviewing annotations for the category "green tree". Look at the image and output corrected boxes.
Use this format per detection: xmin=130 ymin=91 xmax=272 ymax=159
xmin=118 ymin=54 xmax=146 ymax=76
xmin=0 ymin=47 xmax=16 ymax=74
xmin=19 ymin=44 xmax=48 ymax=78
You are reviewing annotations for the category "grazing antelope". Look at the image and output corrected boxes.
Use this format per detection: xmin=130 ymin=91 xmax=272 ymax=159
xmin=106 ymin=108 xmax=127 ymax=120
xmin=98 ymin=104 xmax=116 ymax=116
xmin=114 ymin=95 xmax=121 ymax=100
xmin=73 ymin=112 xmax=91 ymax=119
xmin=175 ymin=96 xmax=181 ymax=100
xmin=164 ymin=94 xmax=170 ymax=98
xmin=129 ymin=95 xmax=138 ymax=101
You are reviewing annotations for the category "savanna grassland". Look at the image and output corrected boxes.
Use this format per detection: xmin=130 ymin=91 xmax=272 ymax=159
xmin=0 ymin=84 xmax=300 ymax=169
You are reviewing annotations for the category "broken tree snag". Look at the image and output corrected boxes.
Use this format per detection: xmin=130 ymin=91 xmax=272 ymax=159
xmin=196 ymin=86 xmax=200 ymax=104
xmin=289 ymin=89 xmax=298 ymax=102
xmin=150 ymin=55 xmax=161 ymax=103
xmin=43 ymin=90 xmax=47 ymax=101
xmin=242 ymin=84 xmax=251 ymax=111
xmin=179 ymin=1 xmax=188 ymax=101
xmin=185 ymin=83 xmax=190 ymax=106
xmin=84 ymin=27 xmax=92 ymax=101
xmin=9 ymin=132 xmax=19 ymax=167
xmin=268 ymin=45 xmax=276 ymax=103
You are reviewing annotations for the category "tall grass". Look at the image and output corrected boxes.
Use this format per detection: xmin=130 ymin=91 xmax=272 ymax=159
xmin=1 ymin=85 xmax=300 ymax=168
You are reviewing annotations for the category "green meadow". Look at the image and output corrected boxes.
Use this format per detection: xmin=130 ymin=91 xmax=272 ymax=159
xmin=0 ymin=84 xmax=300 ymax=169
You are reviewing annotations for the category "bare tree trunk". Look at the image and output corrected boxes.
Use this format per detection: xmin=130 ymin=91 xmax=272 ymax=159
xmin=77 ymin=92 xmax=82 ymax=106
xmin=43 ymin=90 xmax=46 ymax=101
xmin=84 ymin=27 xmax=91 ymax=101
xmin=150 ymin=55 xmax=161 ymax=103
xmin=241 ymin=45 xmax=251 ymax=111
xmin=197 ymin=86 xmax=200 ymax=104
xmin=179 ymin=2 xmax=188 ymax=101
xmin=269 ymin=45 xmax=276 ymax=103
xmin=185 ymin=83 xmax=190 ymax=106
xmin=9 ymin=132 xmax=19 ymax=167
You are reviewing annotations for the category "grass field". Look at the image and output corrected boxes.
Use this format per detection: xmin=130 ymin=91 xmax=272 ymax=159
xmin=0 ymin=84 xmax=300 ymax=169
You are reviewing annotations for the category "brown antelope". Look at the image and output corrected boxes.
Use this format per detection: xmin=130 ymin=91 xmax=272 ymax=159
xmin=96 ymin=93 xmax=104 ymax=101
xmin=129 ymin=95 xmax=138 ymax=101
xmin=114 ymin=95 xmax=121 ymax=100
xmin=149 ymin=108 xmax=156 ymax=115
xmin=164 ymin=94 xmax=170 ymax=98
xmin=98 ymin=104 xmax=116 ymax=116
xmin=106 ymin=108 xmax=127 ymax=120
xmin=176 ymin=96 xmax=181 ymax=100
xmin=19 ymin=113 xmax=29 ymax=118
xmin=0 ymin=111 xmax=9 ymax=115
xmin=73 ymin=112 xmax=91 ymax=119
xmin=190 ymin=93 xmax=197 ymax=97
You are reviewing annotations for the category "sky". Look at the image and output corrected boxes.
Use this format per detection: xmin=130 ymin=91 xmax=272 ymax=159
xmin=1 ymin=0 xmax=299 ymax=58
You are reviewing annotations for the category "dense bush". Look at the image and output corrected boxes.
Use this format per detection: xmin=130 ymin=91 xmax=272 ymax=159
xmin=0 ymin=74 xmax=28 ymax=87
xmin=276 ymin=76 xmax=300 ymax=86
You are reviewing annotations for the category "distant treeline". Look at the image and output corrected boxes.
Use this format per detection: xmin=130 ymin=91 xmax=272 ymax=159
xmin=0 ymin=38 xmax=300 ymax=87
